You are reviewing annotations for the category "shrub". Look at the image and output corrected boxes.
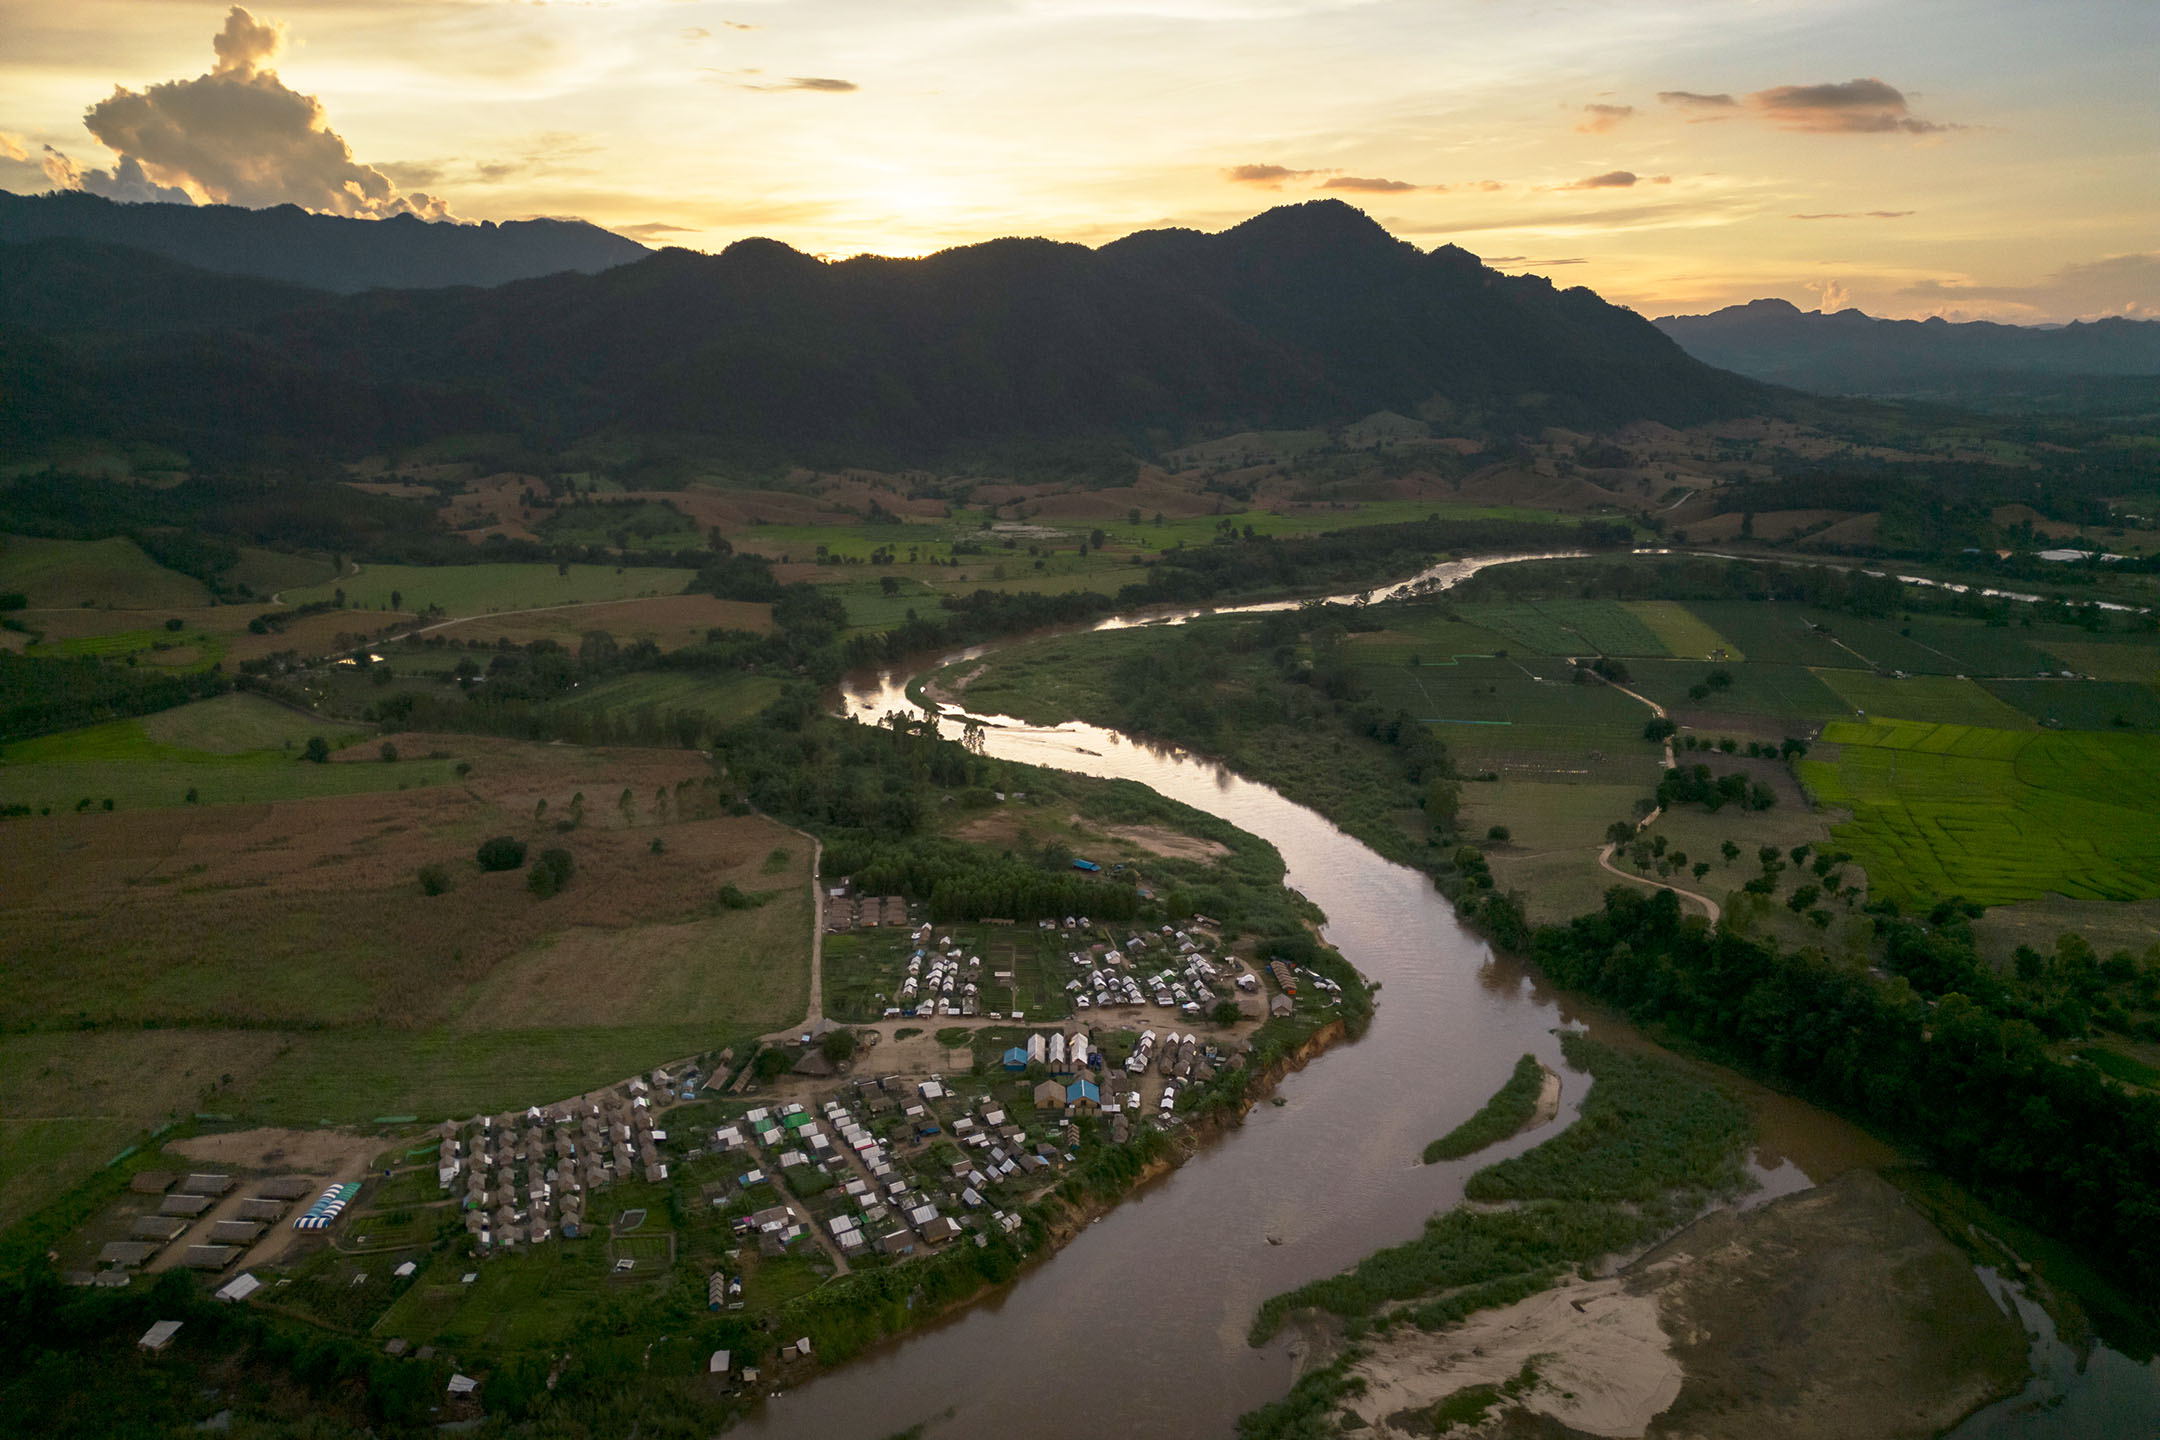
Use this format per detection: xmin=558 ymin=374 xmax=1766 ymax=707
xmin=528 ymin=848 xmax=575 ymax=898
xmin=418 ymin=864 xmax=452 ymax=896
xmin=379 ymin=741 xmax=398 ymax=763
xmin=301 ymin=735 xmax=330 ymax=764
xmin=1486 ymin=825 xmax=1511 ymax=842
xmin=476 ymin=836 xmax=527 ymax=871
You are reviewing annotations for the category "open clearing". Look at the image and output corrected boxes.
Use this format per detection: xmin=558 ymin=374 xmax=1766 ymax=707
xmin=0 ymin=735 xmax=812 ymax=1224
xmin=1802 ymin=720 xmax=2160 ymax=905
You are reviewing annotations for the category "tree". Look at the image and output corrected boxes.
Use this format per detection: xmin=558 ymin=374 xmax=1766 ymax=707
xmin=1486 ymin=825 xmax=1511 ymax=842
xmin=819 ymin=1028 xmax=857 ymax=1065
xmin=880 ymin=575 xmax=901 ymax=596
xmin=1720 ymin=840 xmax=1741 ymax=862
xmin=1643 ymin=717 xmax=1676 ymax=743
xmin=1211 ymin=999 xmax=1240 ymax=1027
xmin=1128 ymin=508 xmax=1142 ymax=526
xmin=379 ymin=741 xmax=398 ymax=763
xmin=418 ymin=864 xmax=452 ymax=896
xmin=1089 ymin=528 xmax=1107 ymax=549
xmin=389 ymin=589 xmax=403 ymax=611
xmin=477 ymin=836 xmax=527 ymax=871
xmin=301 ymin=735 xmax=330 ymax=764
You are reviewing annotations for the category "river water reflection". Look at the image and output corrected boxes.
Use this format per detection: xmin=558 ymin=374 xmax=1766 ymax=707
xmin=736 ymin=558 xmax=2156 ymax=1438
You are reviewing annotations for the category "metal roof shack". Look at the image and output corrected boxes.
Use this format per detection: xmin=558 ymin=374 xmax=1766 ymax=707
xmin=138 ymin=1321 xmax=182 ymax=1353
xmin=180 ymin=1245 xmax=239 ymax=1271
xmin=179 ymin=1174 xmax=233 ymax=1196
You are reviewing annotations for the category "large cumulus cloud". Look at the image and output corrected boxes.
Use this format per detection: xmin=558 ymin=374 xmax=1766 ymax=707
xmin=54 ymin=6 xmax=449 ymax=218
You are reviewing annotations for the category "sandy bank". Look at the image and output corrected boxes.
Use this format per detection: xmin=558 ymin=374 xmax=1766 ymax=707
xmin=1336 ymin=1170 xmax=2027 ymax=1439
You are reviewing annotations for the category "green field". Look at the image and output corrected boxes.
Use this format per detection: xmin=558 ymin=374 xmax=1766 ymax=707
xmin=554 ymin=671 xmax=786 ymax=728
xmin=1814 ymin=670 xmax=2038 ymax=728
xmin=1624 ymin=601 xmax=1744 ymax=660
xmin=1801 ymin=721 xmax=2160 ymax=905
xmin=538 ymin=499 xmax=701 ymax=551
xmin=1982 ymin=679 xmax=2160 ymax=731
xmin=285 ymin=562 xmax=699 ymax=616
xmin=0 ymin=534 xmax=209 ymax=609
xmin=28 ymin=626 xmax=225 ymax=672
xmin=1623 ymin=659 xmax=1850 ymax=723
xmin=0 ymin=697 xmax=441 ymax=810
xmin=1456 ymin=600 xmax=1668 ymax=658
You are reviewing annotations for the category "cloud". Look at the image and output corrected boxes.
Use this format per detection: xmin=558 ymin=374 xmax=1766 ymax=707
xmin=1747 ymin=78 xmax=1953 ymax=134
xmin=722 ymin=20 xmax=759 ymax=29
xmin=1321 ymin=175 xmax=1422 ymax=193
xmin=1658 ymin=90 xmax=1736 ymax=111
xmin=1474 ymin=180 xmax=1504 ymax=192
xmin=1576 ymin=103 xmax=1635 ymax=134
xmin=1805 ymin=278 xmax=1853 ymax=312
xmin=60 ymin=6 xmax=450 ymax=218
xmin=1899 ymin=250 xmax=2160 ymax=321
xmin=619 ymin=221 xmax=695 ymax=241
xmin=1560 ymin=170 xmax=1665 ymax=190
xmin=0 ymin=132 xmax=28 ymax=163
xmin=682 ymin=27 xmax=711 ymax=40
xmin=1791 ymin=210 xmax=1913 ymax=220
xmin=44 ymin=147 xmax=194 ymax=203
xmin=756 ymin=76 xmax=857 ymax=92
xmin=1224 ymin=163 xmax=1319 ymax=187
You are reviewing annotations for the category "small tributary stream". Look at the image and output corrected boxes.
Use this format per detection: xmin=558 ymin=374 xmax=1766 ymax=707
xmin=736 ymin=556 xmax=2158 ymax=1439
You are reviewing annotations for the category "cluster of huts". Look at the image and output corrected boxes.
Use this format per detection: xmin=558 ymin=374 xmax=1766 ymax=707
xmin=899 ymin=929 xmax=979 ymax=1016
xmin=1062 ymin=924 xmax=1237 ymax=1016
xmin=77 ymin=1172 xmax=313 ymax=1285
xmin=446 ymin=1068 xmax=699 ymax=1249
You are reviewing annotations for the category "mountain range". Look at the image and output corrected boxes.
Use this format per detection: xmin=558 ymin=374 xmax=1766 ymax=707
xmin=1656 ymin=298 xmax=2160 ymax=412
xmin=0 ymin=189 xmax=648 ymax=293
xmin=1 ymin=199 xmax=1767 ymax=463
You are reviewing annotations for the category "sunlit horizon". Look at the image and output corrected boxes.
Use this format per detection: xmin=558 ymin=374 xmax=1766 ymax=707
xmin=3 ymin=0 xmax=2154 ymax=322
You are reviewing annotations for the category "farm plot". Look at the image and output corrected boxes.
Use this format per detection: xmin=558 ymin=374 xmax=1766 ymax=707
xmin=422 ymin=593 xmax=771 ymax=650
xmin=285 ymin=562 xmax=698 ymax=616
xmin=1800 ymin=721 xmax=2160 ymax=905
xmin=1981 ymin=679 xmax=2160 ymax=732
xmin=1356 ymin=654 xmax=1649 ymax=732
xmin=1455 ymin=601 xmax=1667 ymax=657
xmin=1814 ymin=671 xmax=2037 ymax=728
xmin=2041 ymin=640 xmax=2160 ymax=684
xmin=1624 ymin=601 xmax=1743 ymax=661
xmin=1682 ymin=604 xmax=1855 ymax=669
xmin=1625 ymin=660 xmax=1848 ymax=724
xmin=551 ymin=671 xmax=788 ymax=731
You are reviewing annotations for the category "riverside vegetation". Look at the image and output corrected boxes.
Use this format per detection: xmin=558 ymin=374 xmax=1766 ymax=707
xmin=1421 ymin=1054 xmax=1544 ymax=1164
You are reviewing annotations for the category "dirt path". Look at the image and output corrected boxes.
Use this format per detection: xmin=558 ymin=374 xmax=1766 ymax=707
xmin=408 ymin=595 xmax=675 ymax=636
xmin=803 ymin=836 xmax=825 ymax=1028
xmin=1598 ymin=839 xmax=1722 ymax=924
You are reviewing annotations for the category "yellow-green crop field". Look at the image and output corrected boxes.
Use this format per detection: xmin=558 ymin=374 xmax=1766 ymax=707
xmin=1802 ymin=720 xmax=2160 ymax=905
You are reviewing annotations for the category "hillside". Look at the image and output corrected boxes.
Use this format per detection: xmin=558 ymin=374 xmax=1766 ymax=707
xmin=1656 ymin=298 xmax=2160 ymax=412
xmin=2 ymin=200 xmax=1768 ymax=461
xmin=0 ymin=188 xmax=648 ymax=294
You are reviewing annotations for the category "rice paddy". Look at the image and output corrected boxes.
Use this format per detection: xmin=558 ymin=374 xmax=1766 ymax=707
xmin=1801 ymin=721 xmax=2160 ymax=905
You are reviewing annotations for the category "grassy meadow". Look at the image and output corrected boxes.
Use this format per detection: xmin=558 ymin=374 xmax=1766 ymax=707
xmin=285 ymin=561 xmax=699 ymax=615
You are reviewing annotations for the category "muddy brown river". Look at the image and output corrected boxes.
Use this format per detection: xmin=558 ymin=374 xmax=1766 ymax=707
xmin=734 ymin=558 xmax=2158 ymax=1439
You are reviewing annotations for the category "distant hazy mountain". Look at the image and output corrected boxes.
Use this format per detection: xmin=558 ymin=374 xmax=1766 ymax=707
xmin=0 ymin=189 xmax=648 ymax=293
xmin=1655 ymin=298 xmax=2160 ymax=410
xmin=3 ymin=200 xmax=1766 ymax=459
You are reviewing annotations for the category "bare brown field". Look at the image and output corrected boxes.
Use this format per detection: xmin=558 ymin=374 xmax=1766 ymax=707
xmin=344 ymin=481 xmax=439 ymax=500
xmin=442 ymin=471 xmax=547 ymax=543
xmin=422 ymin=593 xmax=771 ymax=648
xmin=0 ymin=736 xmax=789 ymax=1031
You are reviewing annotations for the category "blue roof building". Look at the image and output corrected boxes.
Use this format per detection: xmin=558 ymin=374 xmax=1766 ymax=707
xmin=1003 ymin=1047 xmax=1029 ymax=1071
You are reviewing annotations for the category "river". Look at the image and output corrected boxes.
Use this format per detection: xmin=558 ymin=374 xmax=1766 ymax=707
xmin=736 ymin=555 xmax=2159 ymax=1439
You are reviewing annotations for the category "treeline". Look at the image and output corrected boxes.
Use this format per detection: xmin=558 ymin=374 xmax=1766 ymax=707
xmin=0 ymin=652 xmax=230 ymax=744
xmin=827 ymin=833 xmax=1144 ymax=924
xmin=1534 ymin=887 xmax=2160 ymax=1299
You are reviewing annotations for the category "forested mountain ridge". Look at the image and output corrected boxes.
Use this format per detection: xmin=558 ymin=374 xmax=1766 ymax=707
xmin=0 ymin=188 xmax=649 ymax=294
xmin=2 ymin=199 xmax=1768 ymax=462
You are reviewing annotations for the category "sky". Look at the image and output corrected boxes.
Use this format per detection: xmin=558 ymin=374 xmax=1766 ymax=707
xmin=1 ymin=0 xmax=2154 ymax=322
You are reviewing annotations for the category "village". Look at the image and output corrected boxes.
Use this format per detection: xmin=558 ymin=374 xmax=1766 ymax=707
xmin=47 ymin=896 xmax=1357 ymax=1400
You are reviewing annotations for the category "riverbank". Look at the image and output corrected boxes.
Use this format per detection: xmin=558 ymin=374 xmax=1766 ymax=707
xmin=1335 ymin=1170 xmax=2028 ymax=1440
